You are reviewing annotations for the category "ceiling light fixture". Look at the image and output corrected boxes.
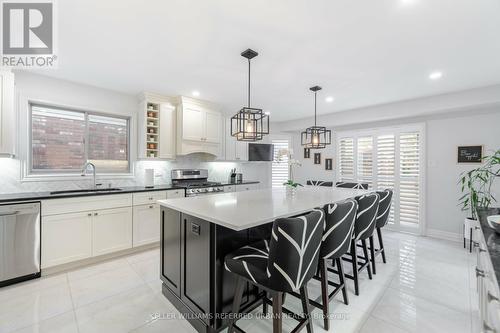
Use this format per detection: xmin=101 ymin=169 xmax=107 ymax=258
xmin=192 ymin=90 xmax=200 ymax=97
xmin=429 ymin=71 xmax=443 ymax=80
xmin=301 ymin=86 xmax=331 ymax=149
xmin=325 ymin=96 xmax=334 ymax=103
xmin=231 ymin=48 xmax=269 ymax=141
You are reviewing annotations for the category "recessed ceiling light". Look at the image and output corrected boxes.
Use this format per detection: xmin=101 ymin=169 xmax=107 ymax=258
xmin=325 ymin=96 xmax=334 ymax=103
xmin=264 ymin=111 xmax=270 ymax=115
xmin=192 ymin=90 xmax=200 ymax=97
xmin=401 ymin=0 xmax=417 ymax=5
xmin=429 ymin=71 xmax=443 ymax=80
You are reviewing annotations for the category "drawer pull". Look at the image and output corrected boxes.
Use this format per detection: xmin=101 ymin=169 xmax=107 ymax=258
xmin=88 ymin=213 xmax=92 ymax=217
xmin=473 ymin=241 xmax=480 ymax=248
xmin=94 ymin=212 xmax=98 ymax=216
xmin=488 ymin=292 xmax=500 ymax=303
xmin=479 ymin=248 xmax=487 ymax=253
xmin=149 ymin=205 xmax=154 ymax=209
xmin=476 ymin=267 xmax=486 ymax=278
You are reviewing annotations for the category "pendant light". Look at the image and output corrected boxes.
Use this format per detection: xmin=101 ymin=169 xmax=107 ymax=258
xmin=301 ymin=86 xmax=331 ymax=149
xmin=231 ymin=48 xmax=269 ymax=141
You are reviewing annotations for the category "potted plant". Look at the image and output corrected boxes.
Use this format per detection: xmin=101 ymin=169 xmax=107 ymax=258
xmin=459 ymin=149 xmax=500 ymax=225
xmin=277 ymin=148 xmax=303 ymax=196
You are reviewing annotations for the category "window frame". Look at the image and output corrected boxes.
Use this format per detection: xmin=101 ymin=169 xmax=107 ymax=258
xmin=28 ymin=102 xmax=132 ymax=176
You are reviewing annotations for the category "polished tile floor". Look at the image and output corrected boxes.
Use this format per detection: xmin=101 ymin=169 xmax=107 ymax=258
xmin=0 ymin=230 xmax=478 ymax=333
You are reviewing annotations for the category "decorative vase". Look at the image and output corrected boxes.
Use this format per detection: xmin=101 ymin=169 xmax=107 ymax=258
xmin=286 ymin=186 xmax=297 ymax=197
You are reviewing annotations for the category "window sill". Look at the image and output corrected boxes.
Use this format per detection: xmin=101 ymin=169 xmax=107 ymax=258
xmin=21 ymin=173 xmax=135 ymax=183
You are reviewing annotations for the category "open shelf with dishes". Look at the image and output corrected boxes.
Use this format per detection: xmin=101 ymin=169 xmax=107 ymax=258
xmin=145 ymin=102 xmax=160 ymax=158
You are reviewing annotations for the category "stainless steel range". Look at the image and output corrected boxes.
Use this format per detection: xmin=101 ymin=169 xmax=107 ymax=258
xmin=171 ymin=169 xmax=224 ymax=197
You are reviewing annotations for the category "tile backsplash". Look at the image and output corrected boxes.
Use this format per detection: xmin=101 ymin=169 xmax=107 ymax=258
xmin=0 ymin=154 xmax=271 ymax=194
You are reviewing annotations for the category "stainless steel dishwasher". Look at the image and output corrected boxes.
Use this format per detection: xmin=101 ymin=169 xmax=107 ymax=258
xmin=0 ymin=202 xmax=41 ymax=287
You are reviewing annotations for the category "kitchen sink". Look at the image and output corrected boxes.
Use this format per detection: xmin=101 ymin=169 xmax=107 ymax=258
xmin=50 ymin=188 xmax=123 ymax=195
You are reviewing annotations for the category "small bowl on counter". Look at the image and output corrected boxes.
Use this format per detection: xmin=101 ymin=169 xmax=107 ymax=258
xmin=487 ymin=215 xmax=500 ymax=235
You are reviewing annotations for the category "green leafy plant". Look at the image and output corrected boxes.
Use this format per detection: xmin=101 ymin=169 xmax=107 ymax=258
xmin=458 ymin=149 xmax=500 ymax=219
xmin=283 ymin=180 xmax=303 ymax=188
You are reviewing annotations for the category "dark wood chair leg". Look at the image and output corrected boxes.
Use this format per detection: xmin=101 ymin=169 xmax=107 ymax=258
xmin=350 ymin=239 xmax=359 ymax=296
xmin=319 ymin=259 xmax=329 ymax=330
xmin=361 ymin=239 xmax=372 ymax=280
xmin=463 ymin=224 xmax=466 ymax=249
xmin=376 ymin=228 xmax=386 ymax=263
xmin=336 ymin=257 xmax=349 ymax=305
xmin=272 ymin=291 xmax=283 ymax=333
xmin=300 ymin=284 xmax=314 ymax=333
xmin=262 ymin=292 xmax=268 ymax=314
xmin=228 ymin=276 xmax=245 ymax=333
xmin=369 ymin=235 xmax=376 ymax=275
xmin=470 ymin=227 xmax=473 ymax=253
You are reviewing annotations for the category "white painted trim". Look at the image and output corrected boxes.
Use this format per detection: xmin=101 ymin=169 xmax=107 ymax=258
xmin=426 ymin=228 xmax=462 ymax=243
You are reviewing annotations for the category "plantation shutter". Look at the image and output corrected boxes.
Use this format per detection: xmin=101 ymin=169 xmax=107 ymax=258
xmin=339 ymin=138 xmax=354 ymax=181
xmin=272 ymin=139 xmax=290 ymax=188
xmin=357 ymin=136 xmax=373 ymax=188
xmin=399 ymin=132 xmax=420 ymax=225
xmin=377 ymin=134 xmax=396 ymax=224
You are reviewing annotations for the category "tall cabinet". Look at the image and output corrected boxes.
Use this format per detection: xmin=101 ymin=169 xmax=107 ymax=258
xmin=0 ymin=70 xmax=15 ymax=156
xmin=138 ymin=93 xmax=176 ymax=159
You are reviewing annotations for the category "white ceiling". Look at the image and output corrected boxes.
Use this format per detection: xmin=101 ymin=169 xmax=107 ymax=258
xmin=31 ymin=0 xmax=500 ymax=122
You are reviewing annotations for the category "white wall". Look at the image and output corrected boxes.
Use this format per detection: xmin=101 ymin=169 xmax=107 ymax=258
xmin=0 ymin=72 xmax=271 ymax=193
xmin=426 ymin=112 xmax=500 ymax=238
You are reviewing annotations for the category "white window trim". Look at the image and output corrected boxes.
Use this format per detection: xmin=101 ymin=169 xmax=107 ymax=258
xmin=335 ymin=122 xmax=426 ymax=236
xmin=18 ymin=95 xmax=137 ymax=182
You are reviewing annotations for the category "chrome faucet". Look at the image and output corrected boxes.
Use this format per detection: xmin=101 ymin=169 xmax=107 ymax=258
xmin=81 ymin=162 xmax=97 ymax=189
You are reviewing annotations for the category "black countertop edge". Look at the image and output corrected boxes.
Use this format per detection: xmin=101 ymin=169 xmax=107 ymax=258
xmin=0 ymin=181 xmax=260 ymax=203
xmin=479 ymin=216 xmax=500 ymax=289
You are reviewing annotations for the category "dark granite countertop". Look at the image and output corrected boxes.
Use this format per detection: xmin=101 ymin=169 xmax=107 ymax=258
xmin=479 ymin=209 xmax=500 ymax=288
xmin=0 ymin=181 xmax=260 ymax=203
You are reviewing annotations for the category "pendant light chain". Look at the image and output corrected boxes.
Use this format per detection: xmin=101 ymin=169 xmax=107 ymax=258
xmin=248 ymin=59 xmax=251 ymax=108
xmin=314 ymin=90 xmax=317 ymax=127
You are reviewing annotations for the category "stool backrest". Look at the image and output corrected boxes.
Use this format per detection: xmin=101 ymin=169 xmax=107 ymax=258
xmin=321 ymin=199 xmax=357 ymax=259
xmin=354 ymin=193 xmax=379 ymax=240
xmin=376 ymin=189 xmax=393 ymax=228
xmin=336 ymin=182 xmax=369 ymax=190
xmin=267 ymin=209 xmax=325 ymax=292
xmin=307 ymin=180 xmax=333 ymax=187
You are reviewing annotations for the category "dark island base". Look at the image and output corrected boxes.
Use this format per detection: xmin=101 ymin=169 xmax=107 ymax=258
xmin=160 ymin=207 xmax=272 ymax=333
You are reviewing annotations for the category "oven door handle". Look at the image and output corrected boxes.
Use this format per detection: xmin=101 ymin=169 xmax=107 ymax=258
xmin=0 ymin=211 xmax=20 ymax=217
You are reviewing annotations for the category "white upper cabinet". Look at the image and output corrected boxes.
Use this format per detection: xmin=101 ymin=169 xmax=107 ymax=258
xmin=0 ymin=70 xmax=15 ymax=156
xmin=177 ymin=96 xmax=222 ymax=156
xmin=138 ymin=92 xmax=176 ymax=159
xmin=224 ymin=118 xmax=248 ymax=161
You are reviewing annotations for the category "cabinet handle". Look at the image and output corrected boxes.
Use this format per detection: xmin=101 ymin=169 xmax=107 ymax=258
xmin=94 ymin=212 xmax=98 ymax=216
xmin=475 ymin=226 xmax=481 ymax=230
xmin=473 ymin=241 xmax=480 ymax=248
xmin=88 ymin=213 xmax=92 ymax=217
xmin=149 ymin=197 xmax=153 ymax=200
xmin=149 ymin=205 xmax=154 ymax=209
xmin=479 ymin=247 xmax=487 ymax=253
xmin=476 ymin=267 xmax=486 ymax=278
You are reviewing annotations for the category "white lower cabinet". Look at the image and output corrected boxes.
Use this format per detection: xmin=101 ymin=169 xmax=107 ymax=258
xmin=42 ymin=211 xmax=93 ymax=268
xmin=92 ymin=207 xmax=133 ymax=256
xmin=133 ymin=204 xmax=160 ymax=247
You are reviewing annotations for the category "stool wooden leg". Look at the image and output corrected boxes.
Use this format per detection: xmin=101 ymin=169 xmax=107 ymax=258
xmin=319 ymin=259 xmax=329 ymax=330
xmin=361 ymin=239 xmax=372 ymax=280
xmin=336 ymin=257 xmax=349 ymax=305
xmin=262 ymin=292 xmax=268 ymax=314
xmin=300 ymin=284 xmax=314 ymax=333
xmin=369 ymin=235 xmax=376 ymax=275
xmin=377 ymin=228 xmax=386 ymax=263
xmin=272 ymin=291 xmax=283 ymax=333
xmin=351 ymin=239 xmax=359 ymax=296
xmin=228 ymin=276 xmax=245 ymax=333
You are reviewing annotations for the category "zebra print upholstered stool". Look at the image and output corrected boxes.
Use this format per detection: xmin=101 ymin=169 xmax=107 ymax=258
xmin=369 ymin=189 xmax=394 ymax=274
xmin=343 ymin=192 xmax=379 ymax=296
xmin=335 ymin=182 xmax=369 ymax=190
xmin=225 ymin=209 xmax=325 ymax=333
xmin=306 ymin=180 xmax=333 ymax=187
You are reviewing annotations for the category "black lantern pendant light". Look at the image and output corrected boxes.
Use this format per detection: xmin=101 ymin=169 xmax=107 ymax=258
xmin=231 ymin=48 xmax=269 ymax=141
xmin=301 ymin=86 xmax=331 ymax=149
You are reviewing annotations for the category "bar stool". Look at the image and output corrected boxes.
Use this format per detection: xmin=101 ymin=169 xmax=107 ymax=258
xmin=307 ymin=180 xmax=333 ymax=187
xmin=225 ymin=209 xmax=325 ymax=333
xmin=343 ymin=192 xmax=379 ymax=295
xmin=311 ymin=199 xmax=358 ymax=330
xmin=335 ymin=182 xmax=369 ymax=190
xmin=369 ymin=189 xmax=393 ymax=274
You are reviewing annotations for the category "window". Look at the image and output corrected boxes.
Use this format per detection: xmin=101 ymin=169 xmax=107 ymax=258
xmin=272 ymin=139 xmax=290 ymax=188
xmin=337 ymin=125 xmax=423 ymax=233
xmin=30 ymin=104 xmax=130 ymax=174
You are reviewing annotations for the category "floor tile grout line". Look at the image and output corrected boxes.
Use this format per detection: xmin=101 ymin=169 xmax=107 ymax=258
xmin=66 ymin=273 xmax=82 ymax=333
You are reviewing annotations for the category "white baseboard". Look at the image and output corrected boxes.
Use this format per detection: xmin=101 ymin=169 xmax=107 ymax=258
xmin=426 ymin=228 xmax=462 ymax=243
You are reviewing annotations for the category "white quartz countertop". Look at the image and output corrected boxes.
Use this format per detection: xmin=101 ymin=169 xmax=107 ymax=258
xmin=157 ymin=187 xmax=367 ymax=231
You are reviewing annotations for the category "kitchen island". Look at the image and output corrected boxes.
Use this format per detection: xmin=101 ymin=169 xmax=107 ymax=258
xmin=157 ymin=187 xmax=366 ymax=333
